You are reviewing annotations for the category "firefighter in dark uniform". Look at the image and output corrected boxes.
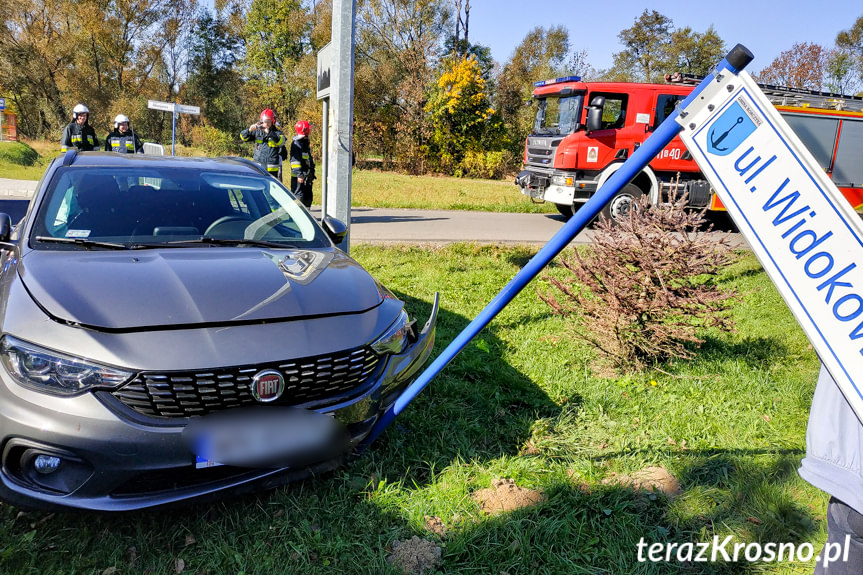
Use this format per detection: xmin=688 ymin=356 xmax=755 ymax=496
xmin=104 ymin=114 xmax=144 ymax=154
xmin=240 ymin=109 xmax=286 ymax=179
xmin=290 ymin=120 xmax=315 ymax=208
xmin=61 ymin=104 xmax=99 ymax=152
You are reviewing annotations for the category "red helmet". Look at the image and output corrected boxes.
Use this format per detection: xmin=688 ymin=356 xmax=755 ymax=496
xmin=259 ymin=108 xmax=276 ymax=123
xmin=294 ymin=120 xmax=310 ymax=136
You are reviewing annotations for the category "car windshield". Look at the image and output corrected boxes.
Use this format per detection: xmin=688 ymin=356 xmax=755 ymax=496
xmin=534 ymin=94 xmax=584 ymax=135
xmin=29 ymin=167 xmax=329 ymax=249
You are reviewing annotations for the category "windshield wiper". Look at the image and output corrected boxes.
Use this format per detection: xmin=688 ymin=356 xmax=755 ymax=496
xmin=162 ymin=237 xmax=296 ymax=249
xmin=34 ymin=236 xmax=130 ymax=250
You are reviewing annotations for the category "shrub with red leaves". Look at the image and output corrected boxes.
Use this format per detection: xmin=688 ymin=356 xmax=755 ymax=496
xmin=538 ymin=196 xmax=739 ymax=372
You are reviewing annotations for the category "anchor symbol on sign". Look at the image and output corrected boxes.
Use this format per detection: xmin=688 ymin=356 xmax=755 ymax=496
xmin=709 ymin=116 xmax=744 ymax=151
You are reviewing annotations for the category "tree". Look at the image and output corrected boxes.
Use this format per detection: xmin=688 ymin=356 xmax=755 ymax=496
xmin=824 ymin=48 xmax=861 ymax=95
xmin=565 ymin=48 xmax=594 ymax=80
xmin=668 ymin=26 xmax=725 ymax=75
xmin=836 ymin=15 xmax=863 ymax=89
xmin=493 ymin=26 xmax=569 ymax=162
xmin=0 ymin=0 xmax=75 ymax=135
xmin=425 ymin=54 xmax=502 ymax=174
xmin=185 ymin=8 xmax=245 ymax=132
xmin=753 ymin=42 xmax=827 ymax=90
xmin=242 ymin=0 xmax=314 ymax=124
xmin=611 ymin=9 xmax=673 ymax=82
xmin=355 ymin=0 xmax=451 ymax=171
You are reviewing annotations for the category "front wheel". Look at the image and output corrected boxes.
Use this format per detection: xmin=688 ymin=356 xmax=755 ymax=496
xmin=600 ymin=183 xmax=644 ymax=225
xmin=555 ymin=203 xmax=574 ymax=220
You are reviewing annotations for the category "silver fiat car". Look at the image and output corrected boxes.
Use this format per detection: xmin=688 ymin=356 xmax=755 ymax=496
xmin=0 ymin=152 xmax=437 ymax=511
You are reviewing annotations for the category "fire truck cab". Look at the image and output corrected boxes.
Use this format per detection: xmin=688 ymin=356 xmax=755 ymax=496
xmin=516 ymin=75 xmax=863 ymax=221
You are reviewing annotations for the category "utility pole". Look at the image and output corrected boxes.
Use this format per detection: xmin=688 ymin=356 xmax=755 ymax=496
xmin=326 ymin=0 xmax=356 ymax=253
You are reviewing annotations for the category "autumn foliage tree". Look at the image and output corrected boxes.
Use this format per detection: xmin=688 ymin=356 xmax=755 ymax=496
xmin=753 ymin=42 xmax=827 ymax=90
xmin=425 ymin=54 xmax=506 ymax=176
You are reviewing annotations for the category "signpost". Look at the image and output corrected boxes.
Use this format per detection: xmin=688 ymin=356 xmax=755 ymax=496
xmin=360 ymin=45 xmax=757 ymax=446
xmin=677 ymin=70 xmax=863 ymax=423
xmin=147 ymin=100 xmax=200 ymax=156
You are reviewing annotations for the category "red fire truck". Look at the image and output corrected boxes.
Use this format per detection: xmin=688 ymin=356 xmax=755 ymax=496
xmin=515 ymin=74 xmax=863 ymax=221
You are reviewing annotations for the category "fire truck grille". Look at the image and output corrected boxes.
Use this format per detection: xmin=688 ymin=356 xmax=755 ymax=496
xmin=111 ymin=347 xmax=381 ymax=418
xmin=527 ymin=147 xmax=554 ymax=166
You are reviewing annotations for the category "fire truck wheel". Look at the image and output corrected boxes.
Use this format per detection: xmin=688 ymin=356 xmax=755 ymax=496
xmin=555 ymin=203 xmax=574 ymax=219
xmin=601 ymin=183 xmax=644 ymax=224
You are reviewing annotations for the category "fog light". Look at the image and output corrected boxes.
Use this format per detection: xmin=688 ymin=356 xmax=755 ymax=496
xmin=33 ymin=454 xmax=61 ymax=475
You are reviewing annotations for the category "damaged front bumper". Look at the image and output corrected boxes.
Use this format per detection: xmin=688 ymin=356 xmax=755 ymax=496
xmin=0 ymin=295 xmax=440 ymax=512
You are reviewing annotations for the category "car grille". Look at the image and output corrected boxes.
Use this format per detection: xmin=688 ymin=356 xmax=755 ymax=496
xmin=111 ymin=347 xmax=381 ymax=418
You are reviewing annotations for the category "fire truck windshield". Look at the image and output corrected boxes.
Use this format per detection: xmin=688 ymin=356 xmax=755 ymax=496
xmin=533 ymin=94 xmax=584 ymax=135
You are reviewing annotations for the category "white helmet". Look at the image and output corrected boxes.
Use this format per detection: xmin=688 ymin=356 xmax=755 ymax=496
xmin=114 ymin=114 xmax=130 ymax=129
xmin=72 ymin=103 xmax=89 ymax=119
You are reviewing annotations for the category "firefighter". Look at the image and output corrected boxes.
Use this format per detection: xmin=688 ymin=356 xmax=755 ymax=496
xmin=290 ymin=120 xmax=315 ymax=208
xmin=240 ymin=109 xmax=286 ymax=179
xmin=61 ymin=104 xmax=99 ymax=152
xmin=104 ymin=114 xmax=144 ymax=154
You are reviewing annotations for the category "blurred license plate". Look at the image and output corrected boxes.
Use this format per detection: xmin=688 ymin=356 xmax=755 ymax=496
xmin=183 ymin=407 xmax=348 ymax=469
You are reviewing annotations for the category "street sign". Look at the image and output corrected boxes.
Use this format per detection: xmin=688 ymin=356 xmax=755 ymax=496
xmin=677 ymin=70 xmax=863 ymax=423
xmin=147 ymin=100 xmax=175 ymax=113
xmin=176 ymin=104 xmax=200 ymax=115
xmin=316 ymin=42 xmax=332 ymax=100
xmin=147 ymin=99 xmax=200 ymax=156
xmin=0 ymin=98 xmax=5 ymax=110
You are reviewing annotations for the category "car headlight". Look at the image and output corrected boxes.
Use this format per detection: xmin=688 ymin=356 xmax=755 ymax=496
xmin=0 ymin=336 xmax=133 ymax=396
xmin=371 ymin=310 xmax=410 ymax=355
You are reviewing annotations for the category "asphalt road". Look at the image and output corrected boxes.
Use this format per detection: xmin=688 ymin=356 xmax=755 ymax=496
xmin=1 ymin=177 xmax=746 ymax=247
xmin=310 ymin=206 xmax=603 ymax=246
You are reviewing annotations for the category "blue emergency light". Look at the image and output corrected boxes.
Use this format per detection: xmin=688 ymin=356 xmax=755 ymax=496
xmin=534 ymin=75 xmax=581 ymax=87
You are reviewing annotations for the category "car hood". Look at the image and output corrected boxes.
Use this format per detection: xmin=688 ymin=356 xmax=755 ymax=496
xmin=19 ymin=248 xmax=384 ymax=330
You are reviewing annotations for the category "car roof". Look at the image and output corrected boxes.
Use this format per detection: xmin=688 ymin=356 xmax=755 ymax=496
xmin=57 ymin=151 xmax=266 ymax=176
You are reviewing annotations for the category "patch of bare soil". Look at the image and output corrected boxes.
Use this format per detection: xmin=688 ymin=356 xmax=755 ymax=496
xmin=471 ymin=478 xmax=546 ymax=515
xmin=601 ymin=465 xmax=682 ymax=497
xmin=423 ymin=515 xmax=447 ymax=537
xmin=386 ymin=536 xmax=442 ymax=575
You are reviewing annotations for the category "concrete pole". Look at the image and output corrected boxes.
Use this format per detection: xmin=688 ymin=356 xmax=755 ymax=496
xmin=327 ymin=0 xmax=356 ymax=253
xmin=320 ymin=98 xmax=329 ymax=220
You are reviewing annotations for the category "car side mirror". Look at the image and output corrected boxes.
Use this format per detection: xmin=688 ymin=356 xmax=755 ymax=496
xmin=586 ymin=96 xmax=605 ymax=132
xmin=0 ymin=214 xmax=11 ymax=243
xmin=322 ymin=216 xmax=347 ymax=244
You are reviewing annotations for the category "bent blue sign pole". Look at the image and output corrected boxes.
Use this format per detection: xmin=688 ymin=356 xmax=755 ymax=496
xmin=361 ymin=44 xmax=755 ymax=447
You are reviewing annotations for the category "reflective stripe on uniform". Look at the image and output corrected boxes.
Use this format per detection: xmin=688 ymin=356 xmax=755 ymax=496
xmin=268 ymin=135 xmax=285 ymax=147
xmin=60 ymin=146 xmax=68 ymax=152
xmin=290 ymin=162 xmax=301 ymax=168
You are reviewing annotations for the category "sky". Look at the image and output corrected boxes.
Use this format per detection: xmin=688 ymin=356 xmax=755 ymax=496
xmin=465 ymin=0 xmax=863 ymax=75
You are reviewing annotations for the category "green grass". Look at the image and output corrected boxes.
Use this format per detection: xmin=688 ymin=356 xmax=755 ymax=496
xmin=350 ymin=170 xmax=556 ymax=213
xmin=0 ymin=140 xmax=56 ymax=180
xmin=0 ymin=246 xmax=826 ymax=574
